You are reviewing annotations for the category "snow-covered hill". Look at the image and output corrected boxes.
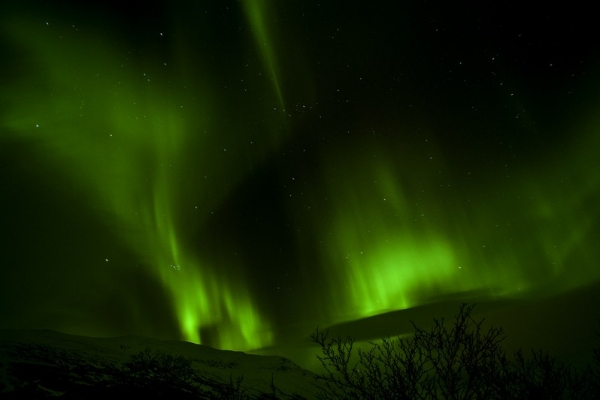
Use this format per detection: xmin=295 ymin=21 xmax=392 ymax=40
xmin=0 ymin=329 xmax=327 ymax=399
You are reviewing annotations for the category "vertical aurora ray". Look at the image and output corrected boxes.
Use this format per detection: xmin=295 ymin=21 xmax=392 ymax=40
xmin=242 ymin=0 xmax=285 ymax=112
xmin=299 ymin=144 xmax=472 ymax=323
xmin=1 ymin=17 xmax=273 ymax=350
xmin=298 ymin=107 xmax=600 ymax=326
xmin=2 ymin=2 xmax=599 ymax=367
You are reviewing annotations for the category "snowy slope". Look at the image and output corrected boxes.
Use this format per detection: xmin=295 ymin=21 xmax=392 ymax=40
xmin=0 ymin=329 xmax=327 ymax=399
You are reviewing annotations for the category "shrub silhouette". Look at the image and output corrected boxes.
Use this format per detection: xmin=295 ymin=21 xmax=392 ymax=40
xmin=311 ymin=303 xmax=599 ymax=400
xmin=120 ymin=347 xmax=197 ymax=397
xmin=118 ymin=348 xmax=281 ymax=399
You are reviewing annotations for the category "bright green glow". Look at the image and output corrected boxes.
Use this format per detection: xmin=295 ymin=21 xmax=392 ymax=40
xmin=301 ymin=113 xmax=600 ymax=325
xmin=309 ymin=150 xmax=474 ymax=323
xmin=3 ymin=5 xmax=599 ymax=359
xmin=331 ymin=236 xmax=457 ymax=319
xmin=2 ymin=18 xmax=272 ymax=350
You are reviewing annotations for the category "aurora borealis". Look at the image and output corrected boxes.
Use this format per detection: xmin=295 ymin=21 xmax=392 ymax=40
xmin=1 ymin=0 xmax=599 ymax=371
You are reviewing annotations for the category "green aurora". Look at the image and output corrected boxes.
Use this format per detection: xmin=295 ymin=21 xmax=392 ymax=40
xmin=1 ymin=1 xmax=599 ymax=369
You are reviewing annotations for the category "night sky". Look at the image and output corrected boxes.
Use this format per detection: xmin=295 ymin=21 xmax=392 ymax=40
xmin=1 ymin=1 xmax=599 ymax=371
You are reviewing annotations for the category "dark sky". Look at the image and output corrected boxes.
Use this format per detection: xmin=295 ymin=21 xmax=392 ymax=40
xmin=1 ymin=0 xmax=599 ymax=371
